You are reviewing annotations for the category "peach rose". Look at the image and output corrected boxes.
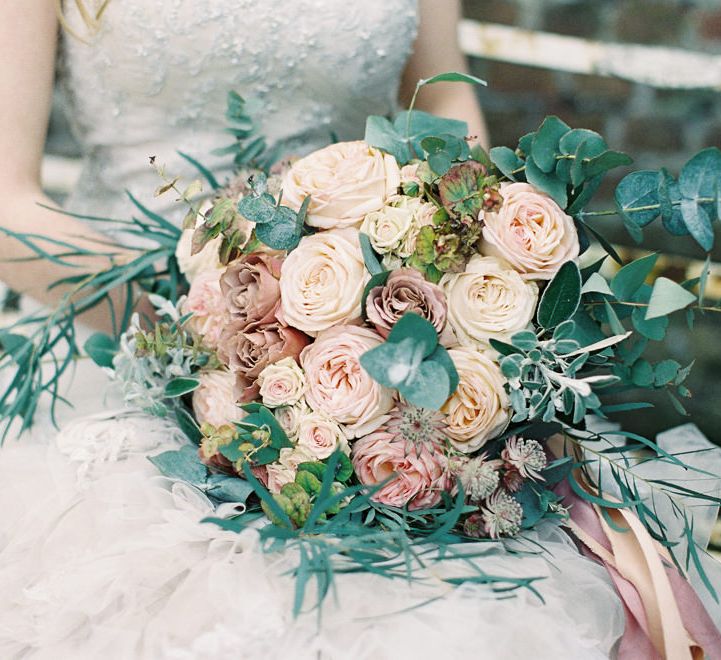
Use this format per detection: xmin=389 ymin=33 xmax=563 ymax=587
xmin=266 ymin=446 xmax=317 ymax=494
xmin=192 ymin=370 xmax=245 ymax=427
xmin=219 ymin=321 xmax=310 ymax=402
xmin=296 ymin=411 xmax=348 ymax=460
xmin=442 ymin=347 xmax=510 ymax=453
xmin=440 ymin=255 xmax=539 ymax=348
xmin=301 ymin=325 xmax=394 ymax=438
xmin=182 ymin=270 xmax=230 ymax=349
xmin=220 ymin=253 xmax=283 ymax=327
xmin=482 ymin=182 xmax=579 ymax=280
xmin=282 ymin=141 xmax=400 ymax=229
xmin=257 ymin=357 xmax=306 ymax=407
xmin=279 ymin=228 xmax=369 ymax=334
xmin=352 ymin=429 xmax=453 ymax=510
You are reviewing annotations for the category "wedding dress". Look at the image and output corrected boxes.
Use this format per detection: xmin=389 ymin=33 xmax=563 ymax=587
xmin=0 ymin=1 xmax=716 ymax=657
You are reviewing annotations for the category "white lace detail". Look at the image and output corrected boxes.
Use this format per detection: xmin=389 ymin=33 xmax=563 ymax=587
xmin=58 ymin=0 xmax=418 ymax=229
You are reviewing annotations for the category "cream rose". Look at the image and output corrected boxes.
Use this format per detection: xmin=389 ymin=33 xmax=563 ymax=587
xmin=274 ymin=399 xmax=308 ymax=440
xmin=279 ymin=228 xmax=369 ymax=334
xmin=442 ymin=347 xmax=510 ymax=453
xmin=361 ymin=196 xmax=435 ymax=257
xmin=301 ymin=325 xmax=394 ymax=438
xmin=192 ymin=370 xmax=245 ymax=428
xmin=440 ymin=255 xmax=539 ymax=348
xmin=281 ymin=141 xmax=400 ymax=229
xmin=482 ymin=182 xmax=580 ymax=280
xmin=296 ymin=411 xmax=348 ymax=460
xmin=257 ymin=357 xmax=306 ymax=407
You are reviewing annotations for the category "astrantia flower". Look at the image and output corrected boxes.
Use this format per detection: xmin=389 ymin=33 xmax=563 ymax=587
xmin=502 ymin=467 xmax=525 ymax=493
xmin=482 ymin=490 xmax=523 ymax=538
xmin=385 ymin=401 xmax=448 ymax=452
xmin=502 ymin=436 xmax=547 ymax=481
xmin=454 ymin=454 xmax=501 ymax=503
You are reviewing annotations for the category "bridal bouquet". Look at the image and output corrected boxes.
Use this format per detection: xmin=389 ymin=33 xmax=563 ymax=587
xmin=2 ymin=75 xmax=720 ymax=618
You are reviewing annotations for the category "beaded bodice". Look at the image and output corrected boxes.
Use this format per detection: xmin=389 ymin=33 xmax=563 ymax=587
xmin=59 ymin=0 xmax=418 ymax=226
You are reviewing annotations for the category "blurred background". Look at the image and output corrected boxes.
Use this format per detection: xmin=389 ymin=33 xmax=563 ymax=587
xmin=17 ymin=0 xmax=721 ymax=447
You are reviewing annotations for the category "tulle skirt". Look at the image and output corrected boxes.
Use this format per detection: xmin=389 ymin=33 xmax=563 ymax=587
xmin=0 ymin=361 xmax=628 ymax=659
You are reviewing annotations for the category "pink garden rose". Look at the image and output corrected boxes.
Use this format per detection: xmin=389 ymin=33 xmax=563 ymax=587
xmin=365 ymin=268 xmax=447 ymax=339
xmin=220 ymin=253 xmax=283 ymax=327
xmin=192 ymin=370 xmax=245 ymax=428
xmin=219 ymin=321 xmax=310 ymax=403
xmin=300 ymin=325 xmax=394 ymax=437
xmin=482 ymin=182 xmax=580 ymax=280
xmin=281 ymin=141 xmax=401 ymax=229
xmin=352 ymin=429 xmax=453 ymax=510
xmin=182 ymin=270 xmax=230 ymax=349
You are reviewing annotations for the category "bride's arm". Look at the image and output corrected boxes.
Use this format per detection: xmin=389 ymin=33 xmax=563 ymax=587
xmin=0 ymin=2 xmax=130 ymax=329
xmin=401 ymin=0 xmax=489 ymax=148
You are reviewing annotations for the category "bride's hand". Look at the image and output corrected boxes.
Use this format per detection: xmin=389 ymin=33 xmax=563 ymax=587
xmin=0 ymin=2 xmax=134 ymax=331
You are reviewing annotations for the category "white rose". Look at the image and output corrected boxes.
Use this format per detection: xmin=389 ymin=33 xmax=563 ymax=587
xmin=279 ymin=227 xmax=369 ymax=334
xmin=274 ymin=399 xmax=309 ymax=440
xmin=175 ymin=202 xmax=223 ymax=283
xmin=296 ymin=411 xmax=349 ymax=460
xmin=282 ymin=141 xmax=401 ymax=229
xmin=257 ymin=357 xmax=306 ymax=407
xmin=440 ymin=255 xmax=539 ymax=348
xmin=192 ymin=370 xmax=245 ymax=428
xmin=442 ymin=347 xmax=510 ymax=453
xmin=482 ymin=182 xmax=580 ymax=280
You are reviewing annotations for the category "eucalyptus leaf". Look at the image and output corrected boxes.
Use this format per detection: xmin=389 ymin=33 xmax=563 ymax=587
xmin=490 ymin=146 xmax=523 ymax=181
xmin=611 ymin=253 xmax=658 ymax=300
xmin=83 ymin=333 xmax=118 ymax=368
xmin=581 ymin=272 xmax=614 ymax=297
xmin=680 ymin=198 xmax=714 ymax=251
xmin=359 ymin=233 xmax=384 ymax=276
xmin=525 ymin=156 xmax=567 ymax=207
xmin=614 ymin=170 xmax=661 ymax=228
xmin=149 ymin=445 xmax=208 ymax=485
xmin=531 ymin=116 xmax=571 ymax=173
xmin=645 ymin=277 xmax=697 ymax=320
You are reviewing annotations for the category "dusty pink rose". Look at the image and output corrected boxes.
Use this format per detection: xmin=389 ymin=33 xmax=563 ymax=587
xmin=192 ymin=370 xmax=245 ymax=427
xmin=220 ymin=253 xmax=284 ymax=326
xmin=352 ymin=429 xmax=453 ymax=510
xmin=282 ymin=141 xmax=401 ymax=229
xmin=366 ymin=268 xmax=447 ymax=339
xmin=482 ymin=182 xmax=579 ymax=280
xmin=219 ymin=321 xmax=310 ymax=402
xmin=301 ymin=325 xmax=394 ymax=438
xmin=182 ymin=270 xmax=230 ymax=349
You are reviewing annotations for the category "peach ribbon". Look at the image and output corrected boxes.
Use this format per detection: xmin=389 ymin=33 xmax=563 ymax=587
xmin=559 ymin=473 xmax=721 ymax=660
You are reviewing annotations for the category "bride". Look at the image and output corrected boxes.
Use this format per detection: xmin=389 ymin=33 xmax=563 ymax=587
xmin=0 ymin=2 xmax=715 ymax=658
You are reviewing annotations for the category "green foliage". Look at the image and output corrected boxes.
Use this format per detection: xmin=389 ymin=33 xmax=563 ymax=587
xmin=537 ymin=262 xmax=582 ymax=329
xmin=237 ymin=176 xmax=309 ymax=251
xmin=164 ymin=377 xmax=201 ymax=398
xmin=84 ymin=332 xmax=119 ymax=368
xmin=365 ymin=111 xmax=469 ymax=165
xmin=358 ymin=232 xmax=384 ymax=276
xmin=645 ymin=278 xmax=697 ymax=320
xmin=613 ymin=147 xmax=721 ymax=250
xmin=360 ymin=313 xmax=458 ymax=410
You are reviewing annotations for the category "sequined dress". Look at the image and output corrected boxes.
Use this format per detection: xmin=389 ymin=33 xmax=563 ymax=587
xmin=0 ymin=2 xmax=631 ymax=657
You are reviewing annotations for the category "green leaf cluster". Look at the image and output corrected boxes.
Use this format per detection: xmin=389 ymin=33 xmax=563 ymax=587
xmin=613 ymin=148 xmax=721 ymax=251
xmin=359 ymin=313 xmax=458 ymax=410
xmin=490 ymin=118 xmax=632 ymax=210
xmin=237 ymin=176 xmax=310 ymax=251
